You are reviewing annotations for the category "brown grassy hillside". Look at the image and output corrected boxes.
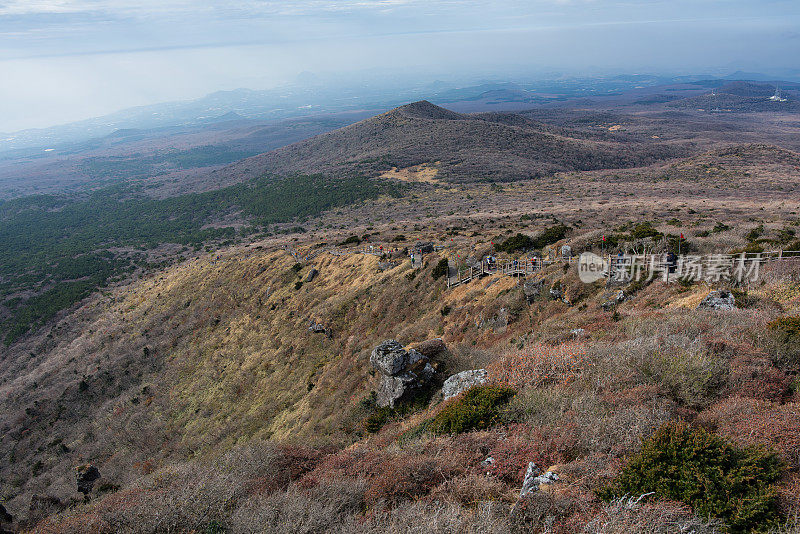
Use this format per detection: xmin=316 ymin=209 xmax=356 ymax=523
xmin=208 ymin=101 xmax=689 ymax=184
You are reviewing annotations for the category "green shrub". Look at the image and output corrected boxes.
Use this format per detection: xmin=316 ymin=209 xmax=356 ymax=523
xmin=432 ymin=258 xmax=449 ymax=280
xmin=427 ymin=385 xmax=516 ymax=435
xmin=340 ymin=235 xmax=361 ymax=246
xmin=364 ymin=407 xmax=392 ymax=433
xmin=531 ymin=223 xmax=569 ymax=249
xmin=630 ymin=221 xmax=661 ymax=240
xmin=495 ymin=233 xmax=534 ymax=253
xmin=767 ymin=316 xmax=800 ymax=370
xmin=599 ymin=422 xmax=783 ymax=533
xmin=768 ymin=316 xmax=800 ymax=338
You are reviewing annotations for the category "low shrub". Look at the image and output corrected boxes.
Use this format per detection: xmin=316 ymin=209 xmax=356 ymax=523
xmin=767 ymin=316 xmax=800 ymax=370
xmin=598 ymin=422 xmax=783 ymax=533
xmin=494 ymin=233 xmax=534 ymax=253
xmin=427 ymin=385 xmax=517 ymax=435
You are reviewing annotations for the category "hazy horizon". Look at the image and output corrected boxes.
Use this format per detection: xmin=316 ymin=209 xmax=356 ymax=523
xmin=2 ymin=0 xmax=799 ymax=132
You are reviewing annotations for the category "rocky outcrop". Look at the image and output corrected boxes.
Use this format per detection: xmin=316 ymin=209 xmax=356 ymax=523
xmin=76 ymin=464 xmax=100 ymax=497
xmin=519 ymin=462 xmax=560 ymax=498
xmin=442 ymin=369 xmax=488 ymax=401
xmin=697 ymin=290 xmax=736 ymax=311
xmin=308 ymin=321 xmax=329 ymax=336
xmin=371 ymin=340 xmax=435 ymax=408
xmin=305 ymin=268 xmax=319 ymax=282
xmin=523 ymin=278 xmax=543 ymax=303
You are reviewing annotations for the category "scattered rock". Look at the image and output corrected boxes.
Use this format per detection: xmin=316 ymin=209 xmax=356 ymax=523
xmin=76 ymin=464 xmax=100 ymax=497
xmin=549 ymin=286 xmax=563 ymax=301
xmin=519 ymin=461 xmax=561 ymax=498
xmin=489 ymin=308 xmax=509 ymax=333
xmin=414 ymin=338 xmax=447 ymax=359
xmin=601 ymin=300 xmax=616 ymax=310
xmin=371 ymin=340 xmax=435 ymax=408
xmin=697 ymin=290 xmax=736 ymax=311
xmin=615 ymin=290 xmax=627 ymax=303
xmin=570 ymin=328 xmax=585 ymax=338
xmin=561 ymin=245 xmax=572 ymax=258
xmin=523 ymin=278 xmax=543 ymax=303
xmin=482 ymin=456 xmax=495 ymax=466
xmin=308 ymin=322 xmax=328 ymax=336
xmin=305 ymin=268 xmax=319 ymax=282
xmin=519 ymin=462 xmax=542 ymax=498
xmin=442 ymin=369 xmax=488 ymax=401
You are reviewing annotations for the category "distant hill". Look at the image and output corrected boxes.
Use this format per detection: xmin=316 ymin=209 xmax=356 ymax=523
xmin=670 ymin=82 xmax=800 ymax=112
xmin=211 ymin=101 xmax=688 ymax=183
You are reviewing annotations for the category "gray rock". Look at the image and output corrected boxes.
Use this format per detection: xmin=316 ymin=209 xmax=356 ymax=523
xmin=570 ymin=328 xmax=586 ymax=338
xmin=519 ymin=462 xmax=560 ymax=498
xmin=616 ymin=290 xmax=627 ymax=303
xmin=561 ymin=245 xmax=572 ymax=258
xmin=523 ymin=279 xmax=543 ymax=303
xmin=442 ymin=369 xmax=488 ymax=401
xmin=308 ymin=322 xmax=328 ymax=335
xmin=533 ymin=471 xmax=560 ymax=486
xmin=305 ymin=268 xmax=319 ymax=282
xmin=697 ymin=290 xmax=736 ymax=311
xmin=519 ymin=462 xmax=542 ymax=498
xmin=601 ymin=300 xmax=616 ymax=310
xmin=76 ymin=464 xmax=100 ymax=497
xmin=489 ymin=308 xmax=509 ymax=333
xmin=549 ymin=287 xmax=563 ymax=301
xmin=370 ymin=340 xmax=410 ymax=376
xmin=371 ymin=340 xmax=435 ymax=407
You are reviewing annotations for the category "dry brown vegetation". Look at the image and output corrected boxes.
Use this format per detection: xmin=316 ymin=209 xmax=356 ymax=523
xmin=2 ymin=105 xmax=800 ymax=532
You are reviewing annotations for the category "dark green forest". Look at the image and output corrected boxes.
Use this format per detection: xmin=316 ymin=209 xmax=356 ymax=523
xmin=0 ymin=174 xmax=398 ymax=343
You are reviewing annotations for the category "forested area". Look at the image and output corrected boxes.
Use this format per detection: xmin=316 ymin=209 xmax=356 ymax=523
xmin=0 ymin=174 xmax=397 ymax=343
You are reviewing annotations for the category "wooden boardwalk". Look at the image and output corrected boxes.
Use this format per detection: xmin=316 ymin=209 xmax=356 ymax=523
xmin=281 ymin=244 xmax=800 ymax=289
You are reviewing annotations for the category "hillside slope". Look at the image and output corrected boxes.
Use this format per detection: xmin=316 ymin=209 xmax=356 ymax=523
xmin=209 ymin=101 xmax=688 ymax=183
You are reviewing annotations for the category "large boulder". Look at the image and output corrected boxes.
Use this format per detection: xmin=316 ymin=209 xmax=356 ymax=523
xmin=76 ymin=464 xmax=100 ymax=497
xmin=370 ymin=340 xmax=410 ymax=376
xmin=697 ymin=290 xmax=736 ymax=311
xmin=442 ymin=369 xmax=488 ymax=401
xmin=371 ymin=340 xmax=435 ymax=408
xmin=305 ymin=268 xmax=319 ymax=282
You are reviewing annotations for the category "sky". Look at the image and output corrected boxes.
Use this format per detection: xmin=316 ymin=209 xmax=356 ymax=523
xmin=1 ymin=0 xmax=799 ymax=132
